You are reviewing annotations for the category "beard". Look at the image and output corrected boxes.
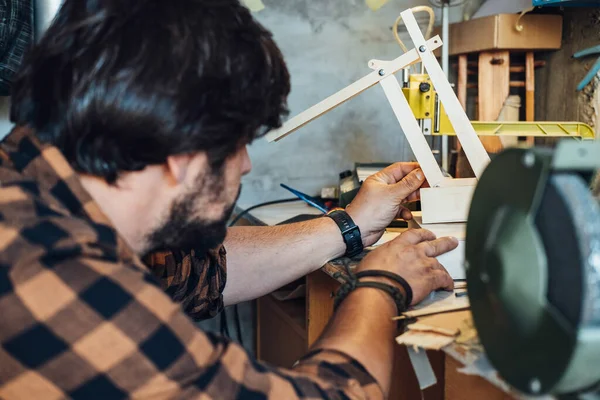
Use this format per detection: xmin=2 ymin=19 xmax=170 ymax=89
xmin=144 ymin=172 xmax=240 ymax=256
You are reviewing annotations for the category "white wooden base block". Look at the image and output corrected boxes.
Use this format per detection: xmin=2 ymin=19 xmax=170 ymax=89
xmin=420 ymin=184 xmax=476 ymax=224
xmin=409 ymin=214 xmax=466 ymax=280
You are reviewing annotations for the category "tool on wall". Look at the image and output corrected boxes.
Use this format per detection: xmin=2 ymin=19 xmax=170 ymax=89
xmin=532 ymin=0 xmax=600 ymax=6
xmin=573 ymin=44 xmax=600 ymax=92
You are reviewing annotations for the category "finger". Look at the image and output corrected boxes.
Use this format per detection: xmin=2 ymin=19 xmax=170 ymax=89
xmin=419 ymin=236 xmax=459 ymax=257
xmin=371 ymin=162 xmax=420 ymax=185
xmin=406 ymin=191 xmax=420 ymax=203
xmin=396 ymin=206 xmax=413 ymax=221
xmin=393 ymin=168 xmax=426 ymax=201
xmin=406 ymin=180 xmax=430 ymax=203
xmin=396 ymin=228 xmax=436 ymax=245
xmin=422 ymin=259 xmax=454 ymax=291
xmin=431 ymin=267 xmax=454 ymax=291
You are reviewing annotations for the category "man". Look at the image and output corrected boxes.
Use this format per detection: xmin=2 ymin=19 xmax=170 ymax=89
xmin=0 ymin=0 xmax=458 ymax=398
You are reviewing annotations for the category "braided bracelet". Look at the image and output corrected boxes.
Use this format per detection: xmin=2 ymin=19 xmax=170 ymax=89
xmin=332 ymin=265 xmax=411 ymax=315
xmin=354 ymin=269 xmax=413 ymax=307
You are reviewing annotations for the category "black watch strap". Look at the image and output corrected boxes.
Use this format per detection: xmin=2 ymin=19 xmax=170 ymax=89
xmin=326 ymin=210 xmax=363 ymax=257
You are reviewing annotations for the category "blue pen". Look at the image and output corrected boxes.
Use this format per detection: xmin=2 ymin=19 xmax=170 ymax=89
xmin=280 ymin=183 xmax=329 ymax=213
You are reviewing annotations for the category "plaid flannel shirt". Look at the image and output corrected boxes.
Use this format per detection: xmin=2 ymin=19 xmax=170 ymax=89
xmin=0 ymin=126 xmax=380 ymax=399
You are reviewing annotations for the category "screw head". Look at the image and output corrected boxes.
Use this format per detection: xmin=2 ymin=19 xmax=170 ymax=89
xmin=529 ymin=378 xmax=541 ymax=394
xmin=419 ymin=82 xmax=431 ymax=93
xmin=378 ymin=69 xmax=386 ymax=76
xmin=523 ymin=152 xmax=536 ymax=168
xmin=419 ymin=45 xmax=427 ymax=52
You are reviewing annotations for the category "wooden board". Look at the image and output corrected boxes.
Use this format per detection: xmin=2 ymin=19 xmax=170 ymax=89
xmin=525 ymin=52 xmax=535 ymax=123
xmin=257 ymin=295 xmax=307 ymax=368
xmin=417 ymin=310 xmax=472 ymax=335
xmin=433 ymin=14 xmax=563 ymax=56
xmin=420 ymin=185 xmax=476 ymax=224
xmin=445 ymin=357 xmax=515 ymax=400
xmin=458 ymin=55 xmax=468 ymax=114
xmin=397 ymin=331 xmax=456 ymax=350
xmin=409 ymin=214 xmax=467 ymax=280
xmin=390 ymin=348 xmax=446 ymax=400
xmin=478 ymin=51 xmax=510 ymax=154
xmin=306 ymin=270 xmax=338 ymax=346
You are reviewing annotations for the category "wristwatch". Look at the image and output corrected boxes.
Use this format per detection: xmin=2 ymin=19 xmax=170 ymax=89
xmin=326 ymin=210 xmax=363 ymax=257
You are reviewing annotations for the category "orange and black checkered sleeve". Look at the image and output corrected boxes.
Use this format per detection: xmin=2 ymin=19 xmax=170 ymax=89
xmin=0 ymin=249 xmax=381 ymax=399
xmin=144 ymin=246 xmax=227 ymax=321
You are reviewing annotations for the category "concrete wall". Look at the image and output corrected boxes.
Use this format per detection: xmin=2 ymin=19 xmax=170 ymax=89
xmin=239 ymin=0 xmax=461 ymax=207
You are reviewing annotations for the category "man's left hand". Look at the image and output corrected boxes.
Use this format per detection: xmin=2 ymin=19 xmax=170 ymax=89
xmin=346 ymin=162 xmax=426 ymax=247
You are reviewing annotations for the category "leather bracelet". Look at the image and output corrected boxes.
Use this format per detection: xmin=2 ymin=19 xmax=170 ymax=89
xmin=355 ymin=269 xmax=413 ymax=308
xmin=326 ymin=210 xmax=363 ymax=258
xmin=334 ymin=280 xmax=407 ymax=315
xmin=332 ymin=266 xmax=410 ymax=316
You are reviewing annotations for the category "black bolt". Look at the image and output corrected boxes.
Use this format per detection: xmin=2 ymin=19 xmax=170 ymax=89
xmin=419 ymin=82 xmax=431 ymax=93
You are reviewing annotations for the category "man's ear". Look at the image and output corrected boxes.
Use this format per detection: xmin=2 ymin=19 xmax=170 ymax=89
xmin=165 ymin=154 xmax=193 ymax=185
xmin=165 ymin=152 xmax=209 ymax=185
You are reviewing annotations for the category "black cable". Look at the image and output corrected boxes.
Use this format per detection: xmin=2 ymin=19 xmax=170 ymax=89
xmin=221 ymin=197 xmax=303 ymax=347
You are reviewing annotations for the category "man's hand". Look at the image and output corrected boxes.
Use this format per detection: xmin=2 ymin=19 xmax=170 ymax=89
xmin=346 ymin=162 xmax=427 ymax=247
xmin=356 ymin=229 xmax=457 ymax=305
xmin=312 ymin=228 xmax=458 ymax=395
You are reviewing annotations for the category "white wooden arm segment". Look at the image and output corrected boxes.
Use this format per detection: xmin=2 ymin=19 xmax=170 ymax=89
xmin=265 ymin=36 xmax=443 ymax=143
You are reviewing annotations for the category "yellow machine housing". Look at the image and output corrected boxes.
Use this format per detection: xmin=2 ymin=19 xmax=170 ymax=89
xmin=401 ymin=73 xmax=452 ymax=136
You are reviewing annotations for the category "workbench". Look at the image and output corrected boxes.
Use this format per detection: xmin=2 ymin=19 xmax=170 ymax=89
xmin=233 ymin=201 xmax=531 ymax=400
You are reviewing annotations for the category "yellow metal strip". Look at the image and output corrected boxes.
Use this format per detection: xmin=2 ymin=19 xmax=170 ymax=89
xmin=433 ymin=121 xmax=595 ymax=139
xmin=537 ymin=123 xmax=551 ymax=136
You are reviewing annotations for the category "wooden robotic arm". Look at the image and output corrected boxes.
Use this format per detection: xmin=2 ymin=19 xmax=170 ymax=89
xmin=266 ymin=9 xmax=491 ymax=223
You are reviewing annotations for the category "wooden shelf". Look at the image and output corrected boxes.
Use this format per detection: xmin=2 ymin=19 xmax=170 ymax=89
xmin=266 ymin=295 xmax=306 ymax=339
xmin=257 ymin=294 xmax=307 ymax=368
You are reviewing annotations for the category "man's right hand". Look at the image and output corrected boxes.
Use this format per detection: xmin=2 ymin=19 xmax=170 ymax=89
xmin=356 ymin=229 xmax=459 ymax=306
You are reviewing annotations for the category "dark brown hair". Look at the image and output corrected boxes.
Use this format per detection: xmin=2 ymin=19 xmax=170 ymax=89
xmin=10 ymin=0 xmax=290 ymax=182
